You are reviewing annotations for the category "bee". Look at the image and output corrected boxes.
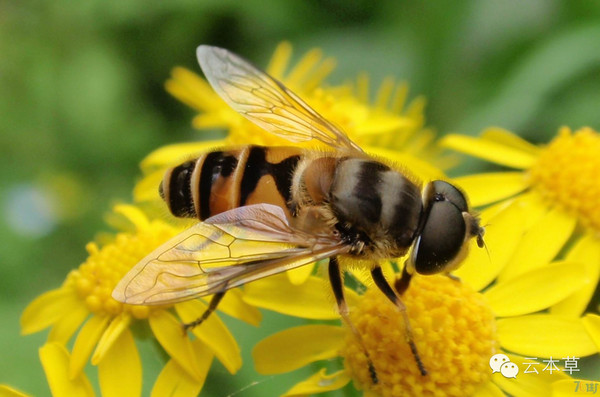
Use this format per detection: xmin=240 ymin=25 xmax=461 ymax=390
xmin=113 ymin=45 xmax=485 ymax=380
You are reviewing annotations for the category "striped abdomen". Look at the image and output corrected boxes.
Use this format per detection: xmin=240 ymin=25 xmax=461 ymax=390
xmin=160 ymin=145 xmax=303 ymax=220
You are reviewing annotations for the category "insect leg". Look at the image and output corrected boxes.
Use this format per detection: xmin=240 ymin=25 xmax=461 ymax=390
xmin=371 ymin=265 xmax=427 ymax=376
xmin=182 ymin=291 xmax=226 ymax=332
xmin=328 ymin=257 xmax=378 ymax=384
xmin=446 ymin=273 xmax=461 ymax=282
xmin=394 ymin=265 xmax=413 ymax=295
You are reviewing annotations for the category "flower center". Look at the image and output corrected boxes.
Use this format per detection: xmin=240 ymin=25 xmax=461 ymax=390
xmin=65 ymin=221 xmax=177 ymax=318
xmin=340 ymin=275 xmax=497 ymax=397
xmin=529 ymin=127 xmax=600 ymax=233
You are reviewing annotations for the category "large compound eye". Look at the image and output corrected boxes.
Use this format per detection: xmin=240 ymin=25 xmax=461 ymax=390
xmin=412 ymin=200 xmax=466 ymax=274
xmin=411 ymin=180 xmax=470 ymax=275
xmin=425 ymin=180 xmax=468 ymax=212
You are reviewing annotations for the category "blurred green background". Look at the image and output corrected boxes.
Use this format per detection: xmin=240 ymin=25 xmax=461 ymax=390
xmin=2 ymin=1 xmax=600 ymax=395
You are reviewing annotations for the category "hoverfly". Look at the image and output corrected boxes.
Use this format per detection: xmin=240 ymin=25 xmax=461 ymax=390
xmin=113 ymin=46 xmax=485 ymax=380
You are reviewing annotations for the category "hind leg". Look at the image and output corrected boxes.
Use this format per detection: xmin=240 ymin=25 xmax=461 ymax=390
xmin=182 ymin=291 xmax=226 ymax=332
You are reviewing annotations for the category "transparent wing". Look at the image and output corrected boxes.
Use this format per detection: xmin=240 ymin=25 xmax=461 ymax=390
xmin=112 ymin=204 xmax=348 ymax=305
xmin=197 ymin=45 xmax=363 ymax=153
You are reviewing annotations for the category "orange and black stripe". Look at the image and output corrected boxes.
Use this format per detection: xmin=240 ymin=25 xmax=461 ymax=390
xmin=161 ymin=146 xmax=302 ymax=221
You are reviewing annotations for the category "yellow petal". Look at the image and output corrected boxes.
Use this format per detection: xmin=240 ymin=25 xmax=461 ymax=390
xmin=191 ymin=113 xmax=233 ymax=129
xmin=440 ymin=134 xmax=537 ymax=169
xmin=266 ymin=41 xmax=292 ymax=78
xmin=140 ymin=141 xmax=223 ymax=172
xmin=91 ymin=313 xmax=130 ymax=364
xmin=582 ymin=314 xmax=600 ymax=351
xmin=484 ymin=261 xmax=589 ymax=317
xmin=175 ymin=300 xmax=241 ymax=374
xmin=492 ymin=363 xmax=568 ymax=397
xmin=551 ymin=233 xmax=600 ymax=317
xmin=69 ymin=315 xmax=110 ymax=379
xmin=354 ymin=72 xmax=369 ymax=103
xmin=389 ymin=80 xmax=408 ymax=114
xmin=98 ymin=329 xmax=141 ymax=397
xmin=253 ymin=325 xmax=345 ymax=374
xmin=133 ymin=170 xmax=164 ymax=202
xmin=302 ymin=58 xmax=336 ymax=93
xmin=499 ymin=206 xmax=576 ymax=282
xmin=21 ymin=288 xmax=82 ymax=335
xmin=513 ymin=191 xmax=549 ymax=230
xmin=453 ymin=172 xmax=528 ymax=207
xmin=165 ymin=67 xmax=223 ymax=112
xmin=480 ymin=127 xmax=540 ymax=155
xmin=112 ymin=204 xmax=149 ymax=230
xmin=151 ymin=356 xmax=207 ymax=397
xmin=190 ymin=339 xmax=214 ymax=386
xmin=355 ymin=116 xmax=414 ymax=136
xmin=286 ymin=264 xmax=315 ymax=285
xmin=148 ymin=310 xmax=203 ymax=381
xmin=39 ymin=343 xmax=95 ymax=397
xmin=243 ymin=273 xmax=345 ymax=320
xmin=48 ymin=303 xmax=89 ymax=344
xmin=405 ymin=95 xmax=426 ymax=123
xmin=472 ymin=380 xmax=505 ymax=397
xmin=285 ymin=47 xmax=323 ymax=88
xmin=283 ymin=368 xmax=350 ymax=396
xmin=553 ymin=379 xmax=600 ymax=397
xmin=0 ymin=385 xmax=30 ymax=397
xmin=404 ymin=126 xmax=436 ymax=154
xmin=454 ymin=200 xmax=526 ymax=291
xmin=207 ymin=289 xmax=262 ymax=326
xmin=497 ymin=315 xmax=598 ymax=357
xmin=375 ymin=77 xmax=396 ymax=109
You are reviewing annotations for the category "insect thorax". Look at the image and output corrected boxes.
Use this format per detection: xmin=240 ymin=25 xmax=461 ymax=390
xmin=328 ymin=158 xmax=423 ymax=258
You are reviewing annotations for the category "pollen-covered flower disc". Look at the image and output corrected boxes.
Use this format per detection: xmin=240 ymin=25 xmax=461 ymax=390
xmin=68 ymin=219 xmax=173 ymax=320
xmin=341 ymin=276 xmax=496 ymax=397
xmin=249 ymin=260 xmax=596 ymax=397
xmin=527 ymin=127 xmax=600 ymax=232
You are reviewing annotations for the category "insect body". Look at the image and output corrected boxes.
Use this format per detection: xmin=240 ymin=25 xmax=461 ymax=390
xmin=160 ymin=145 xmax=432 ymax=260
xmin=113 ymin=46 xmax=485 ymax=379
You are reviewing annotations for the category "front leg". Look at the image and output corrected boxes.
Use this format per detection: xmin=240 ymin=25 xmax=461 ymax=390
xmin=446 ymin=273 xmax=461 ymax=282
xmin=329 ymin=257 xmax=378 ymax=384
xmin=394 ymin=265 xmax=413 ymax=295
xmin=371 ymin=266 xmax=427 ymax=376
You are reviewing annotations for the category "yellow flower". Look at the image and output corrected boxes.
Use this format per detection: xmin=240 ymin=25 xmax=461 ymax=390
xmin=134 ymin=42 xmax=447 ymax=207
xmin=441 ymin=126 xmax=600 ymax=317
xmin=20 ymin=204 xmax=260 ymax=396
xmin=246 ymin=260 xmax=597 ymax=396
